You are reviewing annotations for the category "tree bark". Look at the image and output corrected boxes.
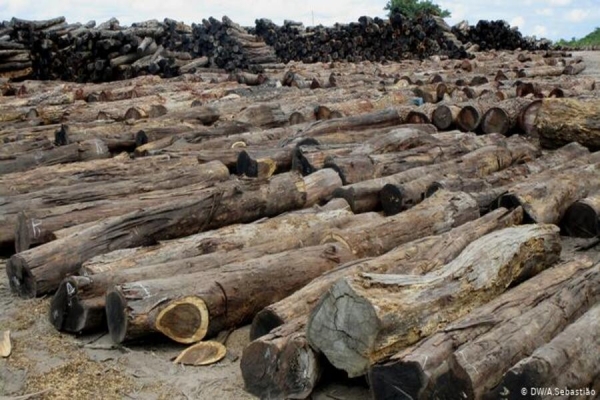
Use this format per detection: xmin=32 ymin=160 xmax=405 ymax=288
xmin=7 ymin=171 xmax=336 ymax=298
xmin=535 ymin=98 xmax=600 ymax=150
xmin=106 ymin=243 xmax=355 ymax=344
xmin=307 ymin=224 xmax=561 ymax=377
xmin=488 ymin=303 xmax=600 ymax=400
xmin=368 ymin=258 xmax=597 ymax=400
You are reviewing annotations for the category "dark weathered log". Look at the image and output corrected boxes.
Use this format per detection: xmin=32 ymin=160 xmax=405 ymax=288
xmin=498 ymin=161 xmax=600 ymax=224
xmin=433 ymin=259 xmax=599 ymax=399
xmin=14 ymin=161 xmax=230 ymax=252
xmin=236 ymin=147 xmax=293 ymax=178
xmin=307 ymin=224 xmax=561 ymax=377
xmin=535 ymin=98 xmax=600 ymax=150
xmin=242 ymin=208 xmax=523 ymax=400
xmin=488 ymin=303 xmax=600 ymax=400
xmin=335 ymin=136 xmax=540 ymax=212
xmin=106 ymin=242 xmax=355 ymax=344
xmin=561 ymin=191 xmax=600 ymax=238
xmin=7 ymin=171 xmax=337 ymax=298
xmin=369 ymin=258 xmax=597 ymax=400
xmin=49 ymin=205 xmax=373 ymax=333
xmin=0 ymin=139 xmax=109 ymax=175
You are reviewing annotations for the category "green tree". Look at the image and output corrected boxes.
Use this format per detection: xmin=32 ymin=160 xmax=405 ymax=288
xmin=385 ymin=0 xmax=451 ymax=18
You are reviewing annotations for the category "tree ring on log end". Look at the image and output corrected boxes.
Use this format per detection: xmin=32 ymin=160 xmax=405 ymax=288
xmin=425 ymin=182 xmax=443 ymax=198
xmin=432 ymin=105 xmax=453 ymax=130
xmin=250 ymin=309 xmax=285 ymax=340
xmin=457 ymin=106 xmax=480 ymax=132
xmin=406 ymin=111 xmax=430 ymax=125
xmin=156 ymin=296 xmax=209 ymax=344
xmin=369 ymin=360 xmax=425 ymax=400
xmin=482 ymin=108 xmax=510 ymax=136
xmin=237 ymin=150 xmax=258 ymax=177
xmin=135 ymin=130 xmax=148 ymax=147
xmin=50 ymin=278 xmax=85 ymax=332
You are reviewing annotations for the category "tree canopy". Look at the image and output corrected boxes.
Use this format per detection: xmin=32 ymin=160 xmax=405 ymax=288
xmin=385 ymin=0 xmax=451 ymax=18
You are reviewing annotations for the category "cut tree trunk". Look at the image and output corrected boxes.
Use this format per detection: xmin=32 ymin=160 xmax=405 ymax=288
xmin=7 ymin=171 xmax=339 ymax=298
xmin=488 ymin=303 xmax=600 ymax=400
xmin=322 ymin=189 xmax=479 ymax=258
xmin=431 ymin=104 xmax=461 ymax=130
xmin=106 ymin=243 xmax=355 ymax=344
xmin=497 ymin=161 xmax=600 ymax=224
xmin=80 ymin=198 xmax=361 ymax=275
xmin=433 ymin=261 xmax=600 ymax=399
xmin=0 ymin=139 xmax=109 ymax=175
xmin=241 ymin=208 xmax=524 ymax=400
xmin=0 ymin=154 xmax=201 ymax=196
xmin=291 ymin=143 xmax=357 ymax=176
xmin=561 ymin=191 xmax=600 ymax=238
xmin=335 ymin=136 xmax=540 ymax=213
xmin=307 ymin=224 xmax=561 ymax=377
xmin=327 ymin=132 xmax=505 ymax=186
xmin=368 ymin=258 xmax=597 ymax=400
xmin=250 ymin=206 xmax=522 ymax=340
xmin=535 ymin=98 xmax=600 ymax=150
xmin=50 ymin=206 xmax=378 ymax=333
xmin=13 ymin=161 xmax=230 ymax=251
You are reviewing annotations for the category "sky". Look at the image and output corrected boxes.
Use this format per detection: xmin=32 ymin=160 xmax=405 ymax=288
xmin=0 ymin=0 xmax=598 ymax=41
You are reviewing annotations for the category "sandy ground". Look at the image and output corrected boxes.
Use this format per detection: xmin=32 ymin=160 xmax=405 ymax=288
xmin=1 ymin=51 xmax=599 ymax=400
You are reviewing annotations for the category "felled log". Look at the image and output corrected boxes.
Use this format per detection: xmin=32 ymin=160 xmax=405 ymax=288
xmin=291 ymin=143 xmax=357 ymax=176
xmin=535 ymin=98 xmax=600 ymax=150
xmin=49 ymin=205 xmax=374 ymax=333
xmin=369 ymin=258 xmax=597 ymax=400
xmin=489 ymin=303 xmax=600 ymax=400
xmin=0 ymin=139 xmax=109 ymax=175
xmin=242 ymin=208 xmax=523 ymax=400
xmin=0 ymin=154 xmax=200 ymax=196
xmin=432 ymin=259 xmax=599 ymax=399
xmin=7 ymin=170 xmax=339 ymax=297
xmin=345 ymin=124 xmax=438 ymax=156
xmin=563 ymin=61 xmax=586 ymax=75
xmin=106 ymin=242 xmax=355 ymax=344
xmin=517 ymin=65 xmax=564 ymax=78
xmin=480 ymin=97 xmax=532 ymax=135
xmin=517 ymin=99 xmax=542 ymax=136
xmin=427 ymin=142 xmax=591 ymax=210
xmin=327 ymin=132 xmax=504 ymax=186
xmin=14 ymin=160 xmax=230 ymax=252
xmin=561 ymin=191 xmax=600 ymax=238
xmin=334 ymin=136 xmax=540 ymax=212
xmin=80 ymin=198 xmax=360 ymax=276
xmin=251 ymin=206 xmax=522 ymax=340
xmin=236 ymin=147 xmax=293 ymax=178
xmin=456 ymin=99 xmax=495 ymax=132
xmin=307 ymin=224 xmax=561 ymax=377
xmin=498 ymin=161 xmax=600 ymax=223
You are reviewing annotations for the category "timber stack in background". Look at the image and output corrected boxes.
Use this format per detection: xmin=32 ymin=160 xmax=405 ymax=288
xmin=1 ymin=13 xmax=553 ymax=82
xmin=1 ymin=12 xmax=600 ymax=400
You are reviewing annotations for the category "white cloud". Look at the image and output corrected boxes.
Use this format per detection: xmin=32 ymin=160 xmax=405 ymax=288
xmin=535 ymin=8 xmax=554 ymax=16
xmin=533 ymin=25 xmax=548 ymax=37
xmin=549 ymin=0 xmax=571 ymax=5
xmin=567 ymin=9 xmax=587 ymax=22
xmin=510 ymin=16 xmax=525 ymax=28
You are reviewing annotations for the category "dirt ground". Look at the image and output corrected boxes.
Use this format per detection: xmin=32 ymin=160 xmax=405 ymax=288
xmin=1 ymin=51 xmax=599 ymax=400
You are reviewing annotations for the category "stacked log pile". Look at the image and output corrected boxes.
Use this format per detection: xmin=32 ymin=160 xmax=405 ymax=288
xmin=0 ymin=48 xmax=599 ymax=400
xmin=452 ymin=19 xmax=552 ymax=51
